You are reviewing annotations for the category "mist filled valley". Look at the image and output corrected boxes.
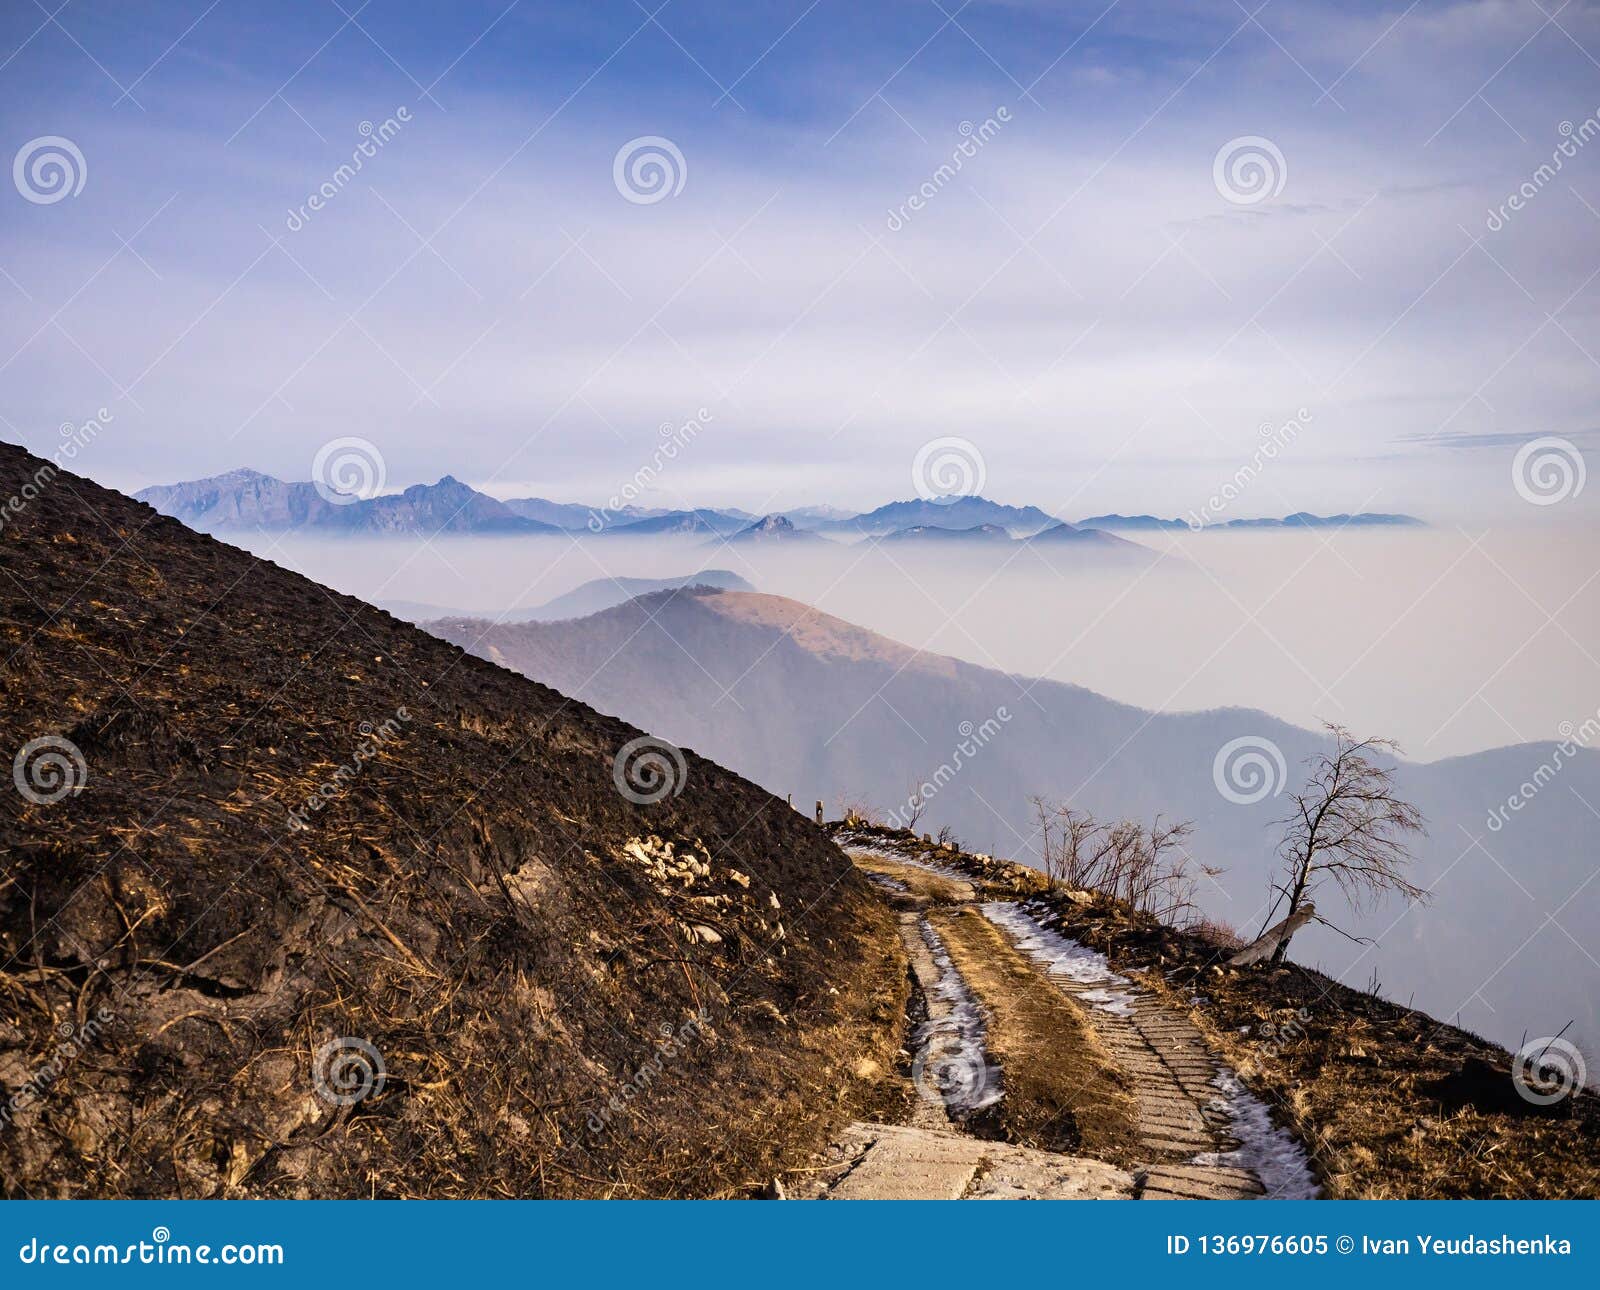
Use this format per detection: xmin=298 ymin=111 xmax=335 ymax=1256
xmin=239 ymin=520 xmax=1599 ymax=761
xmin=211 ymin=517 xmax=1600 ymax=1070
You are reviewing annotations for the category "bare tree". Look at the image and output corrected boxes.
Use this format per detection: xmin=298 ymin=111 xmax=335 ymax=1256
xmin=900 ymin=781 xmax=928 ymax=831
xmin=1262 ymin=724 xmax=1429 ymax=964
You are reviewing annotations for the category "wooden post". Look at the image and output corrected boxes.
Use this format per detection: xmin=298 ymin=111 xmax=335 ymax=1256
xmin=814 ymin=800 xmax=824 ymax=826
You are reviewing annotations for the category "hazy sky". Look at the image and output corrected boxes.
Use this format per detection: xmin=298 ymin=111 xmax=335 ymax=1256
xmin=4 ymin=0 xmax=1600 ymax=522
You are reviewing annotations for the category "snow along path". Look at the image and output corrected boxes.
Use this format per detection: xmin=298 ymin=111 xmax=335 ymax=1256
xmin=912 ymin=917 xmax=1003 ymax=1117
xmin=803 ymin=907 xmax=1133 ymax=1199
xmin=799 ymin=846 xmax=1317 ymax=1200
xmin=982 ymin=900 xmax=1319 ymax=1200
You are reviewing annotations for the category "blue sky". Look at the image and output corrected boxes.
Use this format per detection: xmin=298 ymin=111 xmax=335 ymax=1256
xmin=4 ymin=0 xmax=1600 ymax=518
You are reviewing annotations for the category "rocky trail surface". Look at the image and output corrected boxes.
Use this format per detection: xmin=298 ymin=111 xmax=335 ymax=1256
xmin=789 ymin=846 xmax=1318 ymax=1201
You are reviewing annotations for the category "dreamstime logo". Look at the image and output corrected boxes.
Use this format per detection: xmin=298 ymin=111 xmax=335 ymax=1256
xmin=1512 ymin=436 xmax=1586 ymax=506
xmin=613 ymin=136 xmax=687 ymax=204
xmin=613 ymin=736 xmax=688 ymax=804
xmin=312 ymin=1036 xmax=387 ymax=1106
xmin=12 ymin=736 xmax=87 ymax=805
xmin=285 ymin=707 xmax=410 ymax=832
xmin=13 ymin=136 xmax=87 ymax=204
xmin=912 ymin=1026 xmax=987 ymax=1108
xmin=1486 ymin=111 xmax=1600 ymax=231
xmin=1187 ymin=408 xmax=1313 ymax=529
xmin=1487 ymin=709 xmax=1600 ymax=832
xmin=285 ymin=108 xmax=410 ymax=231
xmin=912 ymin=436 xmax=986 ymax=503
xmin=586 ymin=407 xmax=711 ymax=531
xmin=586 ymin=1010 xmax=710 ymax=1136
xmin=1212 ymin=735 xmax=1287 ymax=805
xmin=1212 ymin=136 xmax=1286 ymax=206
xmin=886 ymin=709 xmax=1011 ymax=830
xmin=0 ymin=408 xmax=112 ymax=535
xmin=312 ymin=436 xmax=387 ymax=505
xmin=0 ymin=1006 xmax=113 ymax=1132
xmin=1256 ymin=1007 xmax=1312 ymax=1059
xmin=885 ymin=107 xmax=1011 ymax=231
xmin=1511 ymin=1036 xmax=1587 ymax=1106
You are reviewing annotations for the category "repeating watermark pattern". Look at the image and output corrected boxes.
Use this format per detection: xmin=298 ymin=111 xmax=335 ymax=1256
xmin=12 ymin=735 xmax=88 ymax=805
xmin=311 ymin=436 xmax=387 ymax=506
xmin=1212 ymin=735 xmax=1288 ymax=805
xmin=612 ymin=736 xmax=688 ymax=805
xmin=1511 ymin=1036 xmax=1587 ymax=1106
xmin=0 ymin=1008 xmax=114 ymax=1132
xmin=1213 ymin=135 xmax=1286 ymax=206
xmin=885 ymin=107 xmax=1011 ymax=231
xmin=612 ymin=135 xmax=687 ymax=205
xmin=1486 ymin=110 xmax=1600 ymax=231
xmin=284 ymin=708 xmax=410 ymax=831
xmin=0 ymin=408 xmax=112 ymax=535
xmin=13 ymin=135 xmax=87 ymax=204
xmin=1511 ymin=436 xmax=1586 ymax=506
xmin=885 ymin=709 xmax=1012 ymax=830
xmin=586 ymin=1010 xmax=710 ymax=1135
xmin=311 ymin=1036 xmax=387 ymax=1106
xmin=285 ymin=108 xmax=411 ymax=232
xmin=586 ymin=408 xmax=711 ymax=531
xmin=1186 ymin=408 xmax=1313 ymax=530
xmin=1487 ymin=709 xmax=1600 ymax=832
xmin=912 ymin=436 xmax=986 ymax=503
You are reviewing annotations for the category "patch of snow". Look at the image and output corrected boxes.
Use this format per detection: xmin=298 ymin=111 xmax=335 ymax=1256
xmin=980 ymin=902 xmax=1137 ymax=1017
xmin=863 ymin=871 xmax=909 ymax=894
xmin=913 ymin=919 xmax=1002 ymax=1115
xmin=1191 ymin=1069 xmax=1321 ymax=1199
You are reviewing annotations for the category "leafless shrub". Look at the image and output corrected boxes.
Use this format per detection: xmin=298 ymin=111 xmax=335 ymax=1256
xmin=834 ymin=792 xmax=881 ymax=827
xmin=1029 ymin=796 xmax=1199 ymax=922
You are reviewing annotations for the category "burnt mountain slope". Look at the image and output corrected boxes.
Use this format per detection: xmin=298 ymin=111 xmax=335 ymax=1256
xmin=0 ymin=444 xmax=899 ymax=1198
xmin=427 ymin=587 xmax=1600 ymax=1071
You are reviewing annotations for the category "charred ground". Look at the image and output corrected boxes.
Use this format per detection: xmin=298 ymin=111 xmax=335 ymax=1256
xmin=0 ymin=444 xmax=905 ymax=1198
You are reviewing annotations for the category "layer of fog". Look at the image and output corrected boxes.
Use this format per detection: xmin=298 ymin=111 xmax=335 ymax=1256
xmin=238 ymin=522 xmax=1599 ymax=762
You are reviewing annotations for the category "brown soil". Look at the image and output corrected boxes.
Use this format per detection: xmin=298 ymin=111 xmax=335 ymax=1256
xmin=929 ymin=905 xmax=1141 ymax=1165
xmin=0 ymin=443 xmax=906 ymax=1198
xmin=838 ymin=824 xmax=1600 ymax=1199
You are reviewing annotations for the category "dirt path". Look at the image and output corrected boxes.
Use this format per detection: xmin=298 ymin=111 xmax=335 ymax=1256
xmin=793 ymin=846 xmax=1317 ymax=1201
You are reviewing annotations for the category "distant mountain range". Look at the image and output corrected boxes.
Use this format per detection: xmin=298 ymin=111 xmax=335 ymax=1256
xmin=1077 ymin=512 xmax=1424 ymax=532
xmin=601 ymin=509 xmax=752 ymax=537
xmin=378 ymin=569 xmax=754 ymax=625
xmin=135 ymin=468 xmax=1424 ymax=541
xmin=136 ymin=469 xmax=565 ymax=536
xmin=426 ymin=585 xmax=1598 ymax=1070
xmin=722 ymin=514 xmax=830 ymax=545
xmin=871 ymin=520 xmax=1153 ymax=561
xmin=815 ymin=496 xmax=1063 ymax=537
